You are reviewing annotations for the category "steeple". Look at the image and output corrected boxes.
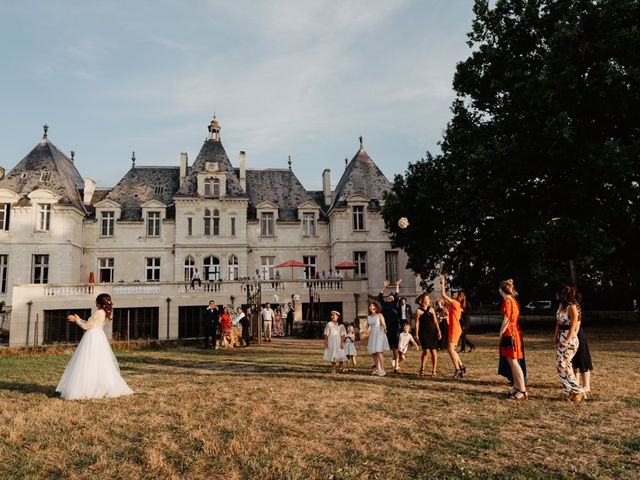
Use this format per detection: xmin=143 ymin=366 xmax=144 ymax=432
xmin=208 ymin=114 xmax=221 ymax=141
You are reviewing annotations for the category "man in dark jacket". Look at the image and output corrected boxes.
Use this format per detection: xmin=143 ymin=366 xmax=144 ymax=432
xmin=285 ymin=302 xmax=295 ymax=336
xmin=378 ymin=279 xmax=402 ymax=372
xmin=204 ymin=300 xmax=221 ymax=349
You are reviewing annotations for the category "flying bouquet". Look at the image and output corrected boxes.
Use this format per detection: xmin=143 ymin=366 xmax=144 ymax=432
xmin=397 ymin=217 xmax=410 ymax=229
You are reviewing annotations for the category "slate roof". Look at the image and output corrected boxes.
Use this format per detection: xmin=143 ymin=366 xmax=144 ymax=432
xmin=330 ymin=147 xmax=391 ymax=211
xmin=176 ymin=139 xmax=245 ymax=198
xmin=104 ymin=166 xmax=180 ymax=221
xmin=244 ymin=169 xmax=320 ymax=221
xmin=0 ymin=137 xmax=85 ymax=210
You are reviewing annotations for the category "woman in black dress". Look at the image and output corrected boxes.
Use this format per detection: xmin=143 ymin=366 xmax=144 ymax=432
xmin=435 ymin=300 xmax=449 ymax=351
xmin=415 ymin=293 xmax=442 ymax=376
xmin=572 ymin=325 xmax=593 ymax=397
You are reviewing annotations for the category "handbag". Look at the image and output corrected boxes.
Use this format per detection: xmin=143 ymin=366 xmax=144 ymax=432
xmin=500 ymin=335 xmax=515 ymax=349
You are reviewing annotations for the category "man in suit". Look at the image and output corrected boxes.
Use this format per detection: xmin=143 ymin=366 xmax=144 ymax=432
xmin=398 ymin=296 xmax=413 ymax=331
xmin=285 ymin=301 xmax=295 ymax=336
xmin=204 ymin=300 xmax=221 ymax=349
xmin=379 ymin=279 xmax=402 ymax=372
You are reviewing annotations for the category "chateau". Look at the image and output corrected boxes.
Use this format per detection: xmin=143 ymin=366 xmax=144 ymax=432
xmin=0 ymin=118 xmax=418 ymax=347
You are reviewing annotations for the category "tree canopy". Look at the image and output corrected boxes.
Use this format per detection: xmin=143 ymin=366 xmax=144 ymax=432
xmin=382 ymin=0 xmax=640 ymax=307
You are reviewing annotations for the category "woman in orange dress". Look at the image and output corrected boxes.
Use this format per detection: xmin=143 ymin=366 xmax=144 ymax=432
xmin=498 ymin=279 xmax=527 ymax=400
xmin=219 ymin=307 xmax=233 ymax=348
xmin=440 ymin=275 xmax=466 ymax=378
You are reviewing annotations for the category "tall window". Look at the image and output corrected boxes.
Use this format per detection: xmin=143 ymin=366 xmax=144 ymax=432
xmin=147 ymin=211 xmax=160 ymax=236
xmin=230 ymin=217 xmax=236 ymax=237
xmin=187 ymin=217 xmax=193 ymax=236
xmin=203 ymin=209 xmax=212 ymax=236
xmin=212 ymin=209 xmax=220 ymax=236
xmin=0 ymin=204 xmax=10 ymax=230
xmin=354 ymin=251 xmax=367 ymax=278
xmin=0 ymin=255 xmax=7 ymax=293
xmin=98 ymin=258 xmax=114 ymax=283
xmin=385 ymin=251 xmax=400 ymax=283
xmin=203 ymin=256 xmax=220 ymax=281
xmin=303 ymin=213 xmax=316 ymax=236
xmin=204 ymin=177 xmax=221 ymax=197
xmin=184 ymin=256 xmax=195 ymax=282
xmin=260 ymin=212 xmax=274 ymax=236
xmin=38 ymin=204 xmax=52 ymax=231
xmin=101 ymin=211 xmax=114 ymax=236
xmin=303 ymin=255 xmax=317 ymax=279
xmin=352 ymin=206 xmax=365 ymax=231
xmin=228 ymin=255 xmax=239 ymax=280
xmin=145 ymin=257 xmax=161 ymax=282
xmin=32 ymin=254 xmax=49 ymax=284
xmin=261 ymin=256 xmax=275 ymax=280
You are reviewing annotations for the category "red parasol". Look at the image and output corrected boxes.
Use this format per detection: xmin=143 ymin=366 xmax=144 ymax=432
xmin=275 ymin=259 xmax=311 ymax=280
xmin=334 ymin=261 xmax=357 ymax=270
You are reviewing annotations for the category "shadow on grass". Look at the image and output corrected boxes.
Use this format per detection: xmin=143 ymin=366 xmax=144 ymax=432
xmin=0 ymin=381 xmax=58 ymax=397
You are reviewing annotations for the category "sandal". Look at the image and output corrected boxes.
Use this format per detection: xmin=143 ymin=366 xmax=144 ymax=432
xmin=431 ymin=371 xmax=437 ymax=377
xmin=419 ymin=369 xmax=425 ymax=376
xmin=509 ymin=389 xmax=528 ymax=401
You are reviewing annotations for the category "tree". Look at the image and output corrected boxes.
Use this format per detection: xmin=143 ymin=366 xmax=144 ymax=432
xmin=383 ymin=0 xmax=640 ymax=307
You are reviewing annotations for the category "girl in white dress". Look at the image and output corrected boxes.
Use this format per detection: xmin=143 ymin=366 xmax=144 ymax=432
xmin=323 ymin=311 xmax=346 ymax=373
xmin=343 ymin=324 xmax=357 ymax=371
xmin=367 ymin=302 xmax=390 ymax=376
xmin=56 ymin=294 xmax=134 ymax=400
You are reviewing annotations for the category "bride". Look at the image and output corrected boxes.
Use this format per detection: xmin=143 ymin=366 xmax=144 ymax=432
xmin=56 ymin=293 xmax=134 ymax=400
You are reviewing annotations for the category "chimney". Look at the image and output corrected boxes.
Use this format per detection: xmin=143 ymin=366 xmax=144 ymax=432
xmin=180 ymin=152 xmax=188 ymax=179
xmin=0 ymin=166 xmax=4 ymax=181
xmin=239 ymin=151 xmax=246 ymax=192
xmin=322 ymin=169 xmax=332 ymax=206
xmin=83 ymin=178 xmax=96 ymax=204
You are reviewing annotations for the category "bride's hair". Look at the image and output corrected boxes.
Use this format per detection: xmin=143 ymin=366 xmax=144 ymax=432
xmin=96 ymin=293 xmax=113 ymax=319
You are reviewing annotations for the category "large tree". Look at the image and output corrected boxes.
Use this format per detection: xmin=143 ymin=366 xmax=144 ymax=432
xmin=383 ymin=0 xmax=640 ymax=307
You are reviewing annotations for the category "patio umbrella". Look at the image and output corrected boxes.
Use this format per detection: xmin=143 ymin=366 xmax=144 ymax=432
xmin=335 ymin=261 xmax=357 ymax=280
xmin=275 ymin=259 xmax=310 ymax=279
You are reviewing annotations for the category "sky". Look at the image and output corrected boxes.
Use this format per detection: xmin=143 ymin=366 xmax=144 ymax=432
xmin=0 ymin=0 xmax=476 ymax=190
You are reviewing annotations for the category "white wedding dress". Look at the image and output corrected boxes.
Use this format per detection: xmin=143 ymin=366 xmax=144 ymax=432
xmin=56 ymin=309 xmax=134 ymax=400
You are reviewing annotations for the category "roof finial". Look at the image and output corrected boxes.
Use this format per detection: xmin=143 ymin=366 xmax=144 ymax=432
xmin=43 ymin=123 xmax=49 ymax=140
xmin=359 ymin=135 xmax=363 ymax=149
xmin=70 ymin=150 xmax=76 ymax=163
xmin=208 ymin=114 xmax=221 ymax=141
xmin=288 ymin=155 xmax=292 ymax=170
xmin=131 ymin=151 xmax=136 ymax=168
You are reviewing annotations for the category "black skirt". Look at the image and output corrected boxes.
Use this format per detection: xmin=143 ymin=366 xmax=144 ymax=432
xmin=572 ymin=329 xmax=593 ymax=372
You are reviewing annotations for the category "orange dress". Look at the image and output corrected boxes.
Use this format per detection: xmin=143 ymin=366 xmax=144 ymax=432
xmin=447 ymin=299 xmax=463 ymax=343
xmin=499 ymin=297 xmax=523 ymax=359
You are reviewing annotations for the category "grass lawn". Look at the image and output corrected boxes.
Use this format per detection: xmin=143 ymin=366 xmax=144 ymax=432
xmin=1 ymin=325 xmax=639 ymax=479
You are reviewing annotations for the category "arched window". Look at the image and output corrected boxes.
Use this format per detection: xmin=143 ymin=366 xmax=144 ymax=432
xmin=204 ymin=177 xmax=221 ymax=198
xmin=212 ymin=209 xmax=220 ymax=236
xmin=203 ymin=208 xmax=211 ymax=236
xmin=184 ymin=256 xmax=195 ymax=282
xmin=228 ymin=255 xmax=239 ymax=280
xmin=203 ymin=256 xmax=220 ymax=281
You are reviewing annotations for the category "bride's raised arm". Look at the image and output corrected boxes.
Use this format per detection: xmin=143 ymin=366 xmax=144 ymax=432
xmin=68 ymin=309 xmax=104 ymax=330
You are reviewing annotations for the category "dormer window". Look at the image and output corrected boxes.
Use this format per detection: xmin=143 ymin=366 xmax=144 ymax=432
xmin=37 ymin=204 xmax=52 ymax=231
xmin=303 ymin=212 xmax=316 ymax=236
xmin=40 ymin=171 xmax=51 ymax=183
xmin=260 ymin=212 xmax=274 ymax=237
xmin=154 ymin=186 xmax=165 ymax=195
xmin=147 ymin=211 xmax=161 ymax=236
xmin=204 ymin=177 xmax=221 ymax=198
xmin=352 ymin=205 xmax=365 ymax=231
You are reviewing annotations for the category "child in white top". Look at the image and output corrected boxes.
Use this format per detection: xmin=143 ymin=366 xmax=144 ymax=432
xmin=343 ymin=324 xmax=357 ymax=371
xmin=397 ymin=322 xmax=419 ymax=371
xmin=323 ymin=311 xmax=346 ymax=373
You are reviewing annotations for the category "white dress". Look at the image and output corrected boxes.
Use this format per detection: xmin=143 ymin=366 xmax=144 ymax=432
xmin=367 ymin=314 xmax=390 ymax=354
xmin=343 ymin=332 xmax=357 ymax=356
xmin=323 ymin=322 xmax=346 ymax=362
xmin=56 ymin=310 xmax=134 ymax=400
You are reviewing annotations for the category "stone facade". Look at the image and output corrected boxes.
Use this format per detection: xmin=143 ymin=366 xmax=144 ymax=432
xmin=0 ymin=120 xmax=419 ymax=347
